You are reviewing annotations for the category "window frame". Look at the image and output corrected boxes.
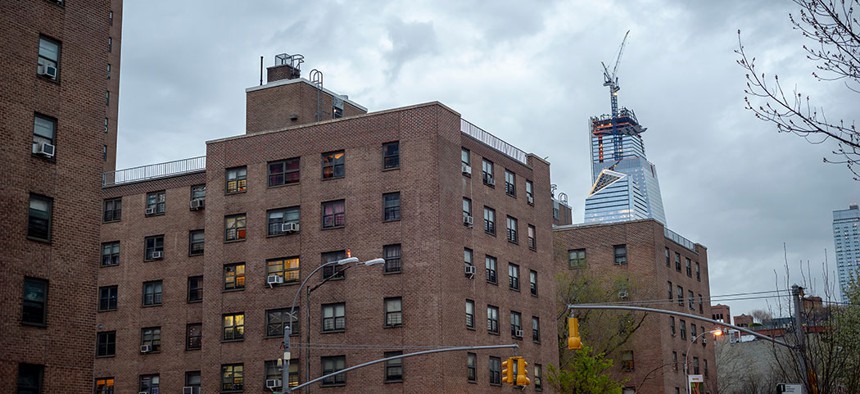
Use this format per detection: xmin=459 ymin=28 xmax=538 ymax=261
xmin=187 ymin=276 xmax=203 ymax=303
xmin=142 ymin=280 xmax=163 ymax=306
xmin=467 ymin=353 xmax=477 ymax=382
xmin=525 ymin=180 xmax=535 ymax=205
xmin=225 ymin=166 xmax=247 ymax=194
xmin=103 ymin=197 xmax=122 ymax=222
xmin=321 ymin=356 xmax=346 ymax=386
xmin=489 ymin=356 xmax=501 ymax=385
xmin=527 ymin=224 xmax=536 ymax=250
xmin=510 ymin=311 xmax=522 ymax=338
xmin=32 ymin=113 xmax=56 ymax=157
xmin=385 ymin=297 xmax=403 ymax=327
xmin=38 ymin=35 xmax=60 ymax=77
xmin=506 ymin=216 xmax=518 ymax=243
xmin=504 ymin=169 xmax=516 ymax=197
xmin=140 ymin=326 xmax=161 ymax=353
xmin=508 ymin=263 xmax=520 ymax=291
xmin=94 ymin=377 xmax=114 ymax=394
xmin=267 ymin=256 xmax=301 ymax=284
xmin=483 ymin=206 xmax=496 ymax=235
xmin=145 ymin=191 xmax=166 ymax=216
xmin=96 ymin=331 xmax=116 ymax=357
xmin=485 ymin=255 xmax=497 ymax=284
xmin=221 ymin=363 xmax=244 ymax=392
xmin=144 ymin=235 xmax=164 ymax=261
xmin=139 ymin=374 xmax=159 ymax=394
xmin=27 ymin=194 xmax=53 ymax=242
xmin=186 ymin=323 xmax=202 ymax=350
xmin=382 ymin=141 xmax=400 ymax=170
xmin=222 ymin=312 xmax=245 ymax=341
xmin=322 ymin=303 xmax=346 ymax=332
xmin=383 ymin=244 xmax=402 ymax=274
xmin=321 ymin=200 xmax=345 ymax=229
xmin=98 ymin=285 xmax=118 ymax=312
xmin=466 ymin=299 xmax=475 ymax=329
xmin=189 ymin=230 xmax=204 ymax=256
xmin=532 ymin=316 xmax=541 ymax=342
xmin=383 ymin=192 xmax=401 ymax=222
xmin=384 ymin=351 xmax=404 ymax=382
xmin=487 ymin=305 xmax=499 ymax=334
xmin=529 ymin=270 xmax=538 ymax=296
xmin=266 ymin=307 xmax=299 ymax=338
xmin=17 ymin=363 xmax=44 ymax=394
xmin=321 ymin=150 xmax=345 ymax=179
xmin=568 ymin=249 xmax=586 ymax=269
xmin=481 ymin=158 xmax=494 ymax=186
xmin=267 ymin=206 xmax=300 ymax=237
xmin=613 ymin=244 xmax=628 ymax=265
xmin=224 ymin=214 xmax=247 ymax=242
xmin=268 ymin=157 xmax=301 ymax=187
xmin=224 ymin=262 xmax=246 ymax=291
xmin=101 ymin=241 xmax=120 ymax=267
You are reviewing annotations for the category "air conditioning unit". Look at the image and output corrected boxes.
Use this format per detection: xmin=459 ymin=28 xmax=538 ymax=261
xmin=484 ymin=174 xmax=495 ymax=186
xmin=515 ymin=329 xmax=524 ymax=338
xmin=527 ymin=195 xmax=534 ymax=205
xmin=151 ymin=251 xmax=163 ymax=259
xmin=140 ymin=344 xmax=152 ymax=353
xmin=463 ymin=214 xmax=473 ymax=227
xmin=618 ymin=290 xmax=629 ymax=299
xmin=461 ymin=163 xmax=472 ymax=175
xmin=190 ymin=198 xmax=205 ymax=210
xmin=265 ymin=379 xmax=283 ymax=389
xmin=145 ymin=207 xmax=156 ymax=215
xmin=39 ymin=65 xmax=58 ymax=79
xmin=465 ymin=265 xmax=476 ymax=277
xmin=36 ymin=142 xmax=55 ymax=158
xmin=267 ymin=274 xmax=284 ymax=285
xmin=182 ymin=387 xmax=200 ymax=394
xmin=282 ymin=222 xmax=300 ymax=233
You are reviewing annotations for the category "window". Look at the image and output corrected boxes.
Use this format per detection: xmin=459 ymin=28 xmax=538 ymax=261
xmin=680 ymin=319 xmax=687 ymax=340
xmin=21 ymin=278 xmax=48 ymax=326
xmin=145 ymin=191 xmax=165 ymax=216
xmin=223 ymin=312 xmax=245 ymax=341
xmin=614 ymin=244 xmax=627 ymax=265
xmin=672 ymin=351 xmax=678 ymax=371
xmin=186 ymin=323 xmax=202 ymax=350
xmin=462 ymin=198 xmax=472 ymax=220
xmin=487 ymin=305 xmax=499 ymax=334
xmin=489 ymin=357 xmax=501 ymax=385
xmin=27 ymin=194 xmax=52 ymax=241
xmin=32 ymin=114 xmax=55 ymax=156
xmin=461 ymin=148 xmax=471 ymax=167
xmin=534 ymin=364 xmax=543 ymax=391
xmin=483 ymin=207 xmax=495 ymax=235
xmin=144 ymin=235 xmax=164 ymax=261
xmin=321 ymin=250 xmax=347 ymax=279
xmin=17 ymin=364 xmax=44 ymax=394
xmin=568 ymin=249 xmax=586 ymax=268
xmin=532 ymin=316 xmax=541 ymax=342
xmin=510 ymin=311 xmax=522 ymax=337
xmin=323 ymin=303 xmax=346 ymax=331
xmin=267 ymin=308 xmax=299 ymax=337
xmin=527 ymin=225 xmax=536 ymax=250
xmin=96 ymin=331 xmax=115 ymax=357
xmin=321 ymin=356 xmax=346 ymax=386
xmin=383 ymin=141 xmax=400 ymax=169
xmin=189 ymin=230 xmax=204 ymax=256
xmin=141 ymin=327 xmax=161 ymax=352
xmin=529 ymin=270 xmax=538 ymax=296
xmin=688 ymin=290 xmax=695 ymax=310
xmin=322 ymin=200 xmax=345 ymax=228
xmin=686 ymin=257 xmax=692 ymax=277
xmin=268 ymin=157 xmax=300 ymax=187
xmin=101 ymin=242 xmax=120 ymax=266
xmin=221 ymin=364 xmax=244 ymax=391
xmin=102 ymin=145 xmax=107 ymax=161
xmin=696 ymin=262 xmax=701 ymax=281
xmin=225 ymin=214 xmax=247 ymax=241
xmin=321 ymin=150 xmax=345 ymax=179
xmin=385 ymin=297 xmax=402 ymax=327
xmin=504 ymin=170 xmax=516 ymax=196
xmin=185 ymin=371 xmax=201 ymax=389
xmin=677 ymin=285 xmax=684 ymax=306
xmin=225 ymin=166 xmax=247 ymax=193
xmin=187 ymin=276 xmax=203 ymax=302
xmin=665 ymin=248 xmax=671 ymax=267
xmin=267 ymin=207 xmax=300 ymax=236
xmin=383 ymin=192 xmax=401 ymax=221
xmin=506 ymin=216 xmax=518 ymax=243
xmin=704 ymin=359 xmax=709 ymax=377
xmin=699 ymin=294 xmax=704 ymax=314
xmin=104 ymin=117 xmax=109 ymax=133
xmin=465 ymin=300 xmax=475 ymax=328
xmin=485 ymin=255 xmax=497 ymax=284
xmin=224 ymin=263 xmax=245 ymax=291
xmin=139 ymin=374 xmax=159 ymax=394
xmin=464 ymin=248 xmax=474 ymax=276
xmin=467 ymin=353 xmax=477 ymax=382
xmin=384 ymin=351 xmax=403 ymax=382
xmin=668 ymin=281 xmax=673 ymax=300
xmin=508 ymin=263 xmax=520 ymax=290
xmin=105 ymin=91 xmax=110 ymax=107
xmin=38 ymin=36 xmax=60 ymax=77
xmin=103 ymin=197 xmax=121 ymax=222
xmin=621 ymin=351 xmax=634 ymax=372
xmin=94 ymin=377 xmax=114 ymax=394
xmin=267 ymin=359 xmax=299 ymax=388
xmin=675 ymin=252 xmax=681 ymax=271
xmin=106 ymin=63 xmax=111 ymax=79
xmin=526 ymin=180 xmax=534 ymax=205
xmin=268 ymin=256 xmax=300 ymax=284
xmin=693 ymin=357 xmax=700 ymax=374
xmin=670 ymin=316 xmax=676 ymax=336
xmin=107 ymin=36 xmax=112 ymax=52
xmin=691 ymin=323 xmax=698 ymax=339
xmin=191 ymin=184 xmax=206 ymax=202
xmin=383 ymin=244 xmax=402 ymax=273
xmin=98 ymin=286 xmax=117 ymax=311
xmin=481 ymin=158 xmax=494 ymax=186
xmin=142 ymin=281 xmax=162 ymax=306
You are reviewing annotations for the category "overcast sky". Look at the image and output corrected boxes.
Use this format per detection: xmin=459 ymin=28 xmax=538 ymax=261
xmin=117 ymin=0 xmax=860 ymax=317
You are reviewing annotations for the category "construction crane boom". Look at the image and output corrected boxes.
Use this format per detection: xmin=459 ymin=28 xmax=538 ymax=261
xmin=601 ymin=30 xmax=630 ymax=161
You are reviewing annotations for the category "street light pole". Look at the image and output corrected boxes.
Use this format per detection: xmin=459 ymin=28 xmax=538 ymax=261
xmin=684 ymin=329 xmax=721 ymax=394
xmin=281 ymin=256 xmax=384 ymax=393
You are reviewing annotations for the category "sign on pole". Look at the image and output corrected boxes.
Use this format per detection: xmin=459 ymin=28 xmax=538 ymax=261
xmin=777 ymin=383 xmax=804 ymax=393
xmin=688 ymin=374 xmax=704 ymax=394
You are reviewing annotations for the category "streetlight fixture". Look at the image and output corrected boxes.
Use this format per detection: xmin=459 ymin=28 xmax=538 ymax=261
xmin=684 ymin=328 xmax=722 ymax=394
xmin=280 ymin=255 xmax=384 ymax=392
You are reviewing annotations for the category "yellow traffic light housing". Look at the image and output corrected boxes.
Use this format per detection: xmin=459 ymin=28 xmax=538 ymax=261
xmin=501 ymin=357 xmax=514 ymax=385
xmin=516 ymin=357 xmax=530 ymax=386
xmin=568 ymin=317 xmax=582 ymax=350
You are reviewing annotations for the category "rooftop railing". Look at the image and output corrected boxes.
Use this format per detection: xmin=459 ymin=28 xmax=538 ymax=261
xmin=460 ymin=119 xmax=528 ymax=165
xmin=103 ymin=156 xmax=206 ymax=187
xmin=664 ymin=227 xmax=697 ymax=252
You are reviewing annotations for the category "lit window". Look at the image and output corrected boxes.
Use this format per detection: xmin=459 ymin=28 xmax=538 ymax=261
xmin=223 ymin=313 xmax=245 ymax=341
xmin=321 ymin=151 xmax=345 ymax=179
xmin=221 ymin=363 xmax=244 ymax=391
xmin=94 ymin=377 xmax=114 ymax=394
xmin=224 ymin=263 xmax=245 ymax=290
xmin=225 ymin=214 xmax=247 ymax=241
xmin=267 ymin=257 xmax=300 ymax=284
xmin=225 ymin=167 xmax=247 ymax=193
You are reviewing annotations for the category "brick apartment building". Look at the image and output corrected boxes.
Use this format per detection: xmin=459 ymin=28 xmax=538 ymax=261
xmin=93 ymin=58 xmax=559 ymax=393
xmin=554 ymin=219 xmax=717 ymax=394
xmin=0 ymin=0 xmax=121 ymax=393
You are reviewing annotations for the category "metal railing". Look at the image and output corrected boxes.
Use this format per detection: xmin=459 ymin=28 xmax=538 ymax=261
xmin=460 ymin=119 xmax=528 ymax=165
xmin=103 ymin=156 xmax=206 ymax=187
xmin=665 ymin=227 xmax=697 ymax=252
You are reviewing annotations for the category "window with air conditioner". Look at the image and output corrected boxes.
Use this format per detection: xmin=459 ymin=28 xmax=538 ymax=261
xmin=267 ymin=257 xmax=299 ymax=284
xmin=144 ymin=235 xmax=163 ymax=261
xmin=267 ymin=207 xmax=299 ymax=236
xmin=37 ymin=36 xmax=60 ymax=80
xmin=32 ymin=114 xmax=56 ymax=158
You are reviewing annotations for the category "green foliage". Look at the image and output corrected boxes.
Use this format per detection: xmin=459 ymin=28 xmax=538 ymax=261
xmin=547 ymin=345 xmax=623 ymax=394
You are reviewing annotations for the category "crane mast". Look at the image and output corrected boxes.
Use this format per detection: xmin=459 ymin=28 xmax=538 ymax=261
xmin=601 ymin=30 xmax=630 ymax=161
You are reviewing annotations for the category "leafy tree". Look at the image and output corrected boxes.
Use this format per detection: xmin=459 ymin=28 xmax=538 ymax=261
xmin=547 ymin=345 xmax=623 ymax=394
xmin=736 ymin=0 xmax=860 ymax=179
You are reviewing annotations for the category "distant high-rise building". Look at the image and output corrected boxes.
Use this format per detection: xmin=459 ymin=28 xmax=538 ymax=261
xmin=583 ymin=108 xmax=666 ymax=225
xmin=833 ymin=204 xmax=860 ymax=301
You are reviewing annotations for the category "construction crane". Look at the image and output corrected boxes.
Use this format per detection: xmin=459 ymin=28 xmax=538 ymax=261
xmin=601 ymin=30 xmax=630 ymax=162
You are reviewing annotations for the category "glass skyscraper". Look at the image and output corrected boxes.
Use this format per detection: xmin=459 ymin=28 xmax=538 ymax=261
xmin=833 ymin=205 xmax=860 ymax=301
xmin=583 ymin=108 xmax=666 ymax=225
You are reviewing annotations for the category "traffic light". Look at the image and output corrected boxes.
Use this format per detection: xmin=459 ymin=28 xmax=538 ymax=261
xmin=516 ymin=357 xmax=530 ymax=386
xmin=568 ymin=317 xmax=582 ymax=350
xmin=501 ymin=357 xmax=514 ymax=385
